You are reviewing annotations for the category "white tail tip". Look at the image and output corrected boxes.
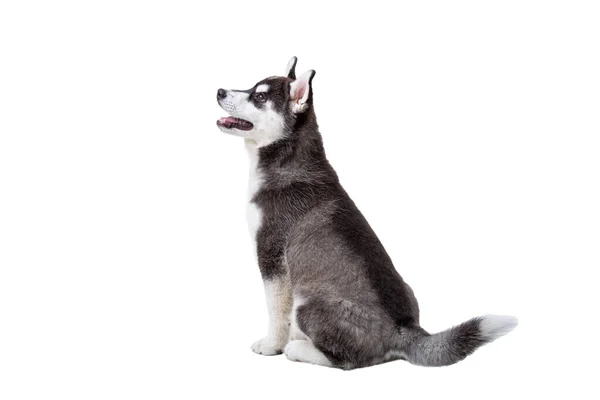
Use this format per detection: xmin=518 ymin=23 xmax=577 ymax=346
xmin=479 ymin=314 xmax=518 ymax=341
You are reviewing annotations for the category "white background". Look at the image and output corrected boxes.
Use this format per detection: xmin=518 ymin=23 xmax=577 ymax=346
xmin=1 ymin=1 xmax=599 ymax=399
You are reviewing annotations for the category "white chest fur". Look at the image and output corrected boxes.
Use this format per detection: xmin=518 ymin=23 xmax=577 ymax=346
xmin=245 ymin=140 xmax=263 ymax=250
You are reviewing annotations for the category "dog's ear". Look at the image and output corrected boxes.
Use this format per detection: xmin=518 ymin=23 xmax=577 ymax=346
xmin=289 ymin=69 xmax=316 ymax=113
xmin=285 ymin=56 xmax=298 ymax=79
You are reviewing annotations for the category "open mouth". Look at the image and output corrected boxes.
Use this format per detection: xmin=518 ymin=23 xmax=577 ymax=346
xmin=216 ymin=116 xmax=254 ymax=131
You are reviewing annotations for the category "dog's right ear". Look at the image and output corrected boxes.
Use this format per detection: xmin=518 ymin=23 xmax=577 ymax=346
xmin=289 ymin=69 xmax=316 ymax=113
xmin=285 ymin=56 xmax=298 ymax=79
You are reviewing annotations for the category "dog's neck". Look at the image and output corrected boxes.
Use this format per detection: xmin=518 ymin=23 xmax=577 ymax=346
xmin=245 ymin=108 xmax=338 ymax=189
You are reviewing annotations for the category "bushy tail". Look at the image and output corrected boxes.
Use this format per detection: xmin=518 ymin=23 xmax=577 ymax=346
xmin=402 ymin=315 xmax=518 ymax=367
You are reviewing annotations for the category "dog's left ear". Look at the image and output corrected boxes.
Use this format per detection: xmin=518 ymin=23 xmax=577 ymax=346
xmin=289 ymin=69 xmax=316 ymax=113
xmin=285 ymin=56 xmax=298 ymax=79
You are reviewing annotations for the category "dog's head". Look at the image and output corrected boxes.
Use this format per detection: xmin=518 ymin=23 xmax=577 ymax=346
xmin=216 ymin=57 xmax=315 ymax=147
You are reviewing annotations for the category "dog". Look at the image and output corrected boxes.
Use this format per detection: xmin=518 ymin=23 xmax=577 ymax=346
xmin=216 ymin=57 xmax=517 ymax=369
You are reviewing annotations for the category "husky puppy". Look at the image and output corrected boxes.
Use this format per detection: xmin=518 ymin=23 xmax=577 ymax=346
xmin=216 ymin=57 xmax=517 ymax=369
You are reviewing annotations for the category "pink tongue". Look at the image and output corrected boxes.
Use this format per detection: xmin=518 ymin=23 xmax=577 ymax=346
xmin=219 ymin=116 xmax=239 ymax=124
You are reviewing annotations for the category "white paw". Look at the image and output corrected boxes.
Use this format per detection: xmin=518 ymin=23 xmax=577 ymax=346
xmin=283 ymin=340 xmax=305 ymax=362
xmin=251 ymin=337 xmax=283 ymax=356
xmin=284 ymin=340 xmax=333 ymax=367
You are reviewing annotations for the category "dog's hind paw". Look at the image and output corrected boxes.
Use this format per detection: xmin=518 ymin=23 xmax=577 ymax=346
xmin=283 ymin=340 xmax=332 ymax=367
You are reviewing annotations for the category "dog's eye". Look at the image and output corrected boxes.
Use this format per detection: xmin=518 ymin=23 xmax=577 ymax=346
xmin=254 ymin=93 xmax=267 ymax=102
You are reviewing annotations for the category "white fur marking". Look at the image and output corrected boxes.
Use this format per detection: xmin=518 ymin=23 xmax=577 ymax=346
xmin=284 ymin=340 xmax=332 ymax=367
xmin=254 ymin=102 xmax=286 ymax=147
xmin=479 ymin=314 xmax=518 ymax=340
xmin=250 ymin=337 xmax=281 ymax=356
xmin=245 ymin=140 xmax=263 ymax=246
xmin=218 ymin=87 xmax=287 ymax=147
xmin=264 ymin=280 xmax=291 ymax=344
xmin=251 ymin=279 xmax=292 ymax=355
xmin=290 ymin=296 xmax=308 ymax=341
xmin=255 ymin=84 xmax=269 ymax=93
xmin=383 ymin=350 xmax=407 ymax=362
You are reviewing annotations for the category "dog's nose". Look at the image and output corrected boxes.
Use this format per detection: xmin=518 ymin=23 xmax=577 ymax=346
xmin=217 ymin=88 xmax=227 ymax=99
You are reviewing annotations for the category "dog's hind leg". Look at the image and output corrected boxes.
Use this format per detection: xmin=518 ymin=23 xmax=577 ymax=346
xmin=290 ymin=295 xmax=397 ymax=369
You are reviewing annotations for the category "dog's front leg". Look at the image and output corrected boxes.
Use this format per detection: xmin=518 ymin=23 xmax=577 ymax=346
xmin=250 ymin=275 xmax=292 ymax=355
xmin=251 ymin=242 xmax=292 ymax=355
